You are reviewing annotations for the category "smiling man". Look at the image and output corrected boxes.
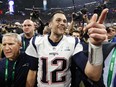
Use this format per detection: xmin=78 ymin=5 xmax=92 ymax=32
xmin=26 ymin=9 xmax=108 ymax=87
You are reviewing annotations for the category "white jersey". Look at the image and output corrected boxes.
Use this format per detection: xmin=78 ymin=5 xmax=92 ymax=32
xmin=26 ymin=35 xmax=83 ymax=87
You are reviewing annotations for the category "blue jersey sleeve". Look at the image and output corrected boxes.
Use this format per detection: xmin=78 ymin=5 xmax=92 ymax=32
xmin=72 ymin=51 xmax=88 ymax=72
xmin=72 ymin=40 xmax=88 ymax=72
xmin=114 ymin=74 xmax=116 ymax=87
xmin=27 ymin=55 xmax=38 ymax=71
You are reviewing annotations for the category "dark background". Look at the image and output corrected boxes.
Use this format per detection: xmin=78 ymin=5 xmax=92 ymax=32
xmin=0 ymin=0 xmax=115 ymax=23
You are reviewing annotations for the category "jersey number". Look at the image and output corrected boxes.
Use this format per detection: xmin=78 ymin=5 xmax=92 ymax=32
xmin=41 ymin=58 xmax=67 ymax=84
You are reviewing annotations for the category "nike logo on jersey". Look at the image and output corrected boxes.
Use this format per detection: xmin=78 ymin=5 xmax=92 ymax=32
xmin=22 ymin=63 xmax=29 ymax=67
xmin=49 ymin=52 xmax=58 ymax=56
xmin=64 ymin=47 xmax=70 ymax=51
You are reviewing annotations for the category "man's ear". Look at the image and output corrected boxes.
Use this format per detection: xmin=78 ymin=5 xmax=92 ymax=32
xmin=18 ymin=41 xmax=22 ymax=48
xmin=49 ymin=22 xmax=52 ymax=29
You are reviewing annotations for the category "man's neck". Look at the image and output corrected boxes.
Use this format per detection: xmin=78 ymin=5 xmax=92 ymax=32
xmin=49 ymin=33 xmax=63 ymax=43
xmin=24 ymin=33 xmax=34 ymax=39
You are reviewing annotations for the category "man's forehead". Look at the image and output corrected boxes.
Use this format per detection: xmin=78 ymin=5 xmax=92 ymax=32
xmin=2 ymin=37 xmax=16 ymax=43
xmin=23 ymin=20 xmax=33 ymax=24
xmin=53 ymin=13 xmax=66 ymax=19
xmin=3 ymin=36 xmax=15 ymax=40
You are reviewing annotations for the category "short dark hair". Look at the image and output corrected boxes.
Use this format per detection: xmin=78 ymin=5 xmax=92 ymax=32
xmin=49 ymin=10 xmax=65 ymax=22
xmin=72 ymin=30 xmax=80 ymax=33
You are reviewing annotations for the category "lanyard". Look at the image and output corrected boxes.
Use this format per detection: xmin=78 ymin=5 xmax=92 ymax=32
xmin=5 ymin=59 xmax=17 ymax=84
xmin=107 ymin=48 xmax=116 ymax=87
xmin=22 ymin=34 xmax=26 ymax=51
xmin=23 ymin=40 xmax=26 ymax=50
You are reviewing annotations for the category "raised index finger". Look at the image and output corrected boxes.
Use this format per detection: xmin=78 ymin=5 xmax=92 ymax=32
xmin=97 ymin=8 xmax=109 ymax=24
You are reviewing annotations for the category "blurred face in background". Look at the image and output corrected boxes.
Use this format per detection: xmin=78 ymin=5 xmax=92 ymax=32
xmin=107 ymin=26 xmax=116 ymax=39
xmin=22 ymin=19 xmax=35 ymax=35
xmin=64 ymin=28 xmax=70 ymax=35
xmin=72 ymin=31 xmax=80 ymax=38
xmin=43 ymin=25 xmax=51 ymax=35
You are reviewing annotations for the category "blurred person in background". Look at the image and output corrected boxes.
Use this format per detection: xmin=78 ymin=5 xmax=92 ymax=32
xmin=43 ymin=24 xmax=51 ymax=35
xmin=72 ymin=30 xmax=81 ymax=38
xmin=13 ymin=22 xmax=23 ymax=34
xmin=106 ymin=24 xmax=116 ymax=42
xmin=21 ymin=19 xmax=37 ymax=52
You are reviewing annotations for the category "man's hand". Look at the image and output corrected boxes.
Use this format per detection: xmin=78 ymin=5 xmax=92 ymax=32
xmin=84 ymin=8 xmax=108 ymax=46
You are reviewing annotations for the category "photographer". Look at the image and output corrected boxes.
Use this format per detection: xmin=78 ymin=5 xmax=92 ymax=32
xmin=30 ymin=10 xmax=45 ymax=35
xmin=68 ymin=11 xmax=83 ymax=35
xmin=83 ymin=14 xmax=90 ymax=24
xmin=69 ymin=10 xmax=90 ymax=43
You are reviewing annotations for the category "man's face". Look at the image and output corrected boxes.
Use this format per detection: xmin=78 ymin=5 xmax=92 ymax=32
xmin=2 ymin=36 xmax=21 ymax=60
xmin=49 ymin=13 xmax=67 ymax=36
xmin=22 ymin=20 xmax=35 ymax=34
xmin=72 ymin=32 xmax=80 ymax=38
xmin=107 ymin=27 xmax=116 ymax=39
